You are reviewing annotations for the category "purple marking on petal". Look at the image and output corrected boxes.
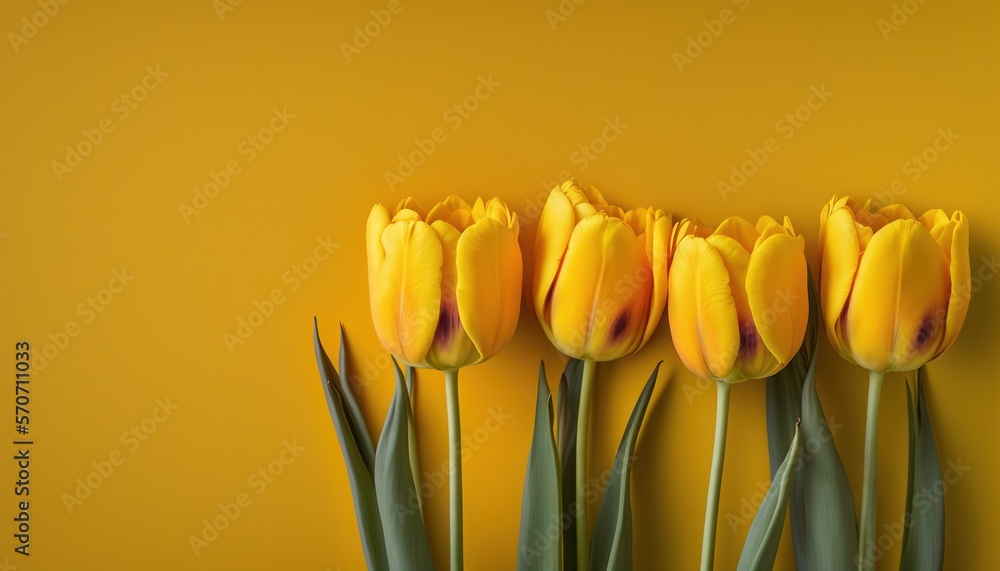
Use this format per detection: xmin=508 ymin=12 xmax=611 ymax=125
xmin=610 ymin=309 xmax=631 ymax=341
xmin=738 ymin=321 xmax=759 ymax=359
xmin=433 ymin=304 xmax=458 ymax=346
xmin=913 ymin=313 xmax=935 ymax=350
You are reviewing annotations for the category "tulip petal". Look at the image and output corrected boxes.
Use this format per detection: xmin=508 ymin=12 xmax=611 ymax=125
xmin=533 ymin=189 xmax=575 ymax=330
xmin=456 ymin=218 xmax=523 ymax=362
xmin=668 ymin=237 xmax=739 ymax=379
xmin=747 ymin=233 xmax=809 ymax=368
xmin=374 ymin=221 xmax=442 ymax=366
xmin=573 ymin=202 xmax=598 ymax=221
xmin=446 ymin=208 xmax=474 ymax=231
xmin=550 ymin=215 xmax=651 ymax=361
xmin=854 ymin=221 xmax=876 ymax=253
xmin=876 ymin=204 xmax=916 ymax=223
xmin=755 ymin=215 xmax=781 ymax=234
xmin=669 ymin=218 xmax=712 ymax=267
xmin=484 ymin=197 xmax=512 ymax=226
xmin=426 ymin=201 xmax=454 ymax=226
xmin=781 ymin=215 xmax=796 ymax=235
xmin=582 ymin=184 xmax=607 ymax=205
xmin=392 ymin=208 xmax=422 ymax=223
xmin=753 ymin=219 xmax=789 ymax=253
xmin=937 ymin=212 xmax=970 ymax=357
xmin=707 ymin=235 xmax=780 ymax=382
xmin=918 ymin=209 xmax=956 ymax=266
xmin=844 ymin=220 xmax=950 ymax=371
xmin=443 ymin=195 xmax=471 ymax=213
xmin=394 ymin=197 xmax=425 ymax=218
xmin=471 ymin=197 xmax=486 ymax=220
xmin=367 ymin=204 xmax=391 ymax=304
xmin=642 ymin=213 xmax=671 ymax=347
xmin=705 ymin=235 xmax=768 ymax=382
xmin=424 ymin=221 xmax=478 ymax=369
xmin=817 ymin=198 xmax=836 ymax=264
xmin=819 ymin=204 xmax=860 ymax=360
xmin=715 ymin=217 xmax=761 ymax=253
xmin=622 ymin=208 xmax=650 ymax=238
xmin=593 ymin=203 xmax=625 ymax=218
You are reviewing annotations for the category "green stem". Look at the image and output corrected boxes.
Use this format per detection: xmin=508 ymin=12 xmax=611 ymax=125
xmin=858 ymin=370 xmax=884 ymax=571
xmin=700 ymin=380 xmax=731 ymax=571
xmin=576 ymin=359 xmax=597 ymax=570
xmin=445 ymin=369 xmax=463 ymax=571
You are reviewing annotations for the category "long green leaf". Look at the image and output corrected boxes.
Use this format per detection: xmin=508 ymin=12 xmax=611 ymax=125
xmin=900 ymin=369 xmax=945 ymax=570
xmin=313 ymin=319 xmax=389 ymax=571
xmin=557 ymin=357 xmax=584 ymax=570
xmin=338 ymin=323 xmax=377 ymax=476
xmin=765 ymin=270 xmax=817 ymax=478
xmin=589 ymin=363 xmax=660 ymax=571
xmin=764 ymin=275 xmax=812 ymax=569
xmin=798 ymin=353 xmax=858 ymax=568
xmin=737 ymin=424 xmax=802 ymax=571
xmin=764 ymin=272 xmax=857 ymax=569
xmin=374 ymin=359 xmax=436 ymax=571
xmin=900 ymin=372 xmax=919 ymax=561
xmin=405 ymin=365 xmax=422 ymax=514
xmin=517 ymin=362 xmax=562 ymax=571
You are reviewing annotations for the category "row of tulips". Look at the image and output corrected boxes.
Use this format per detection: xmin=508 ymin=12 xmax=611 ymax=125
xmin=314 ymin=179 xmax=968 ymax=570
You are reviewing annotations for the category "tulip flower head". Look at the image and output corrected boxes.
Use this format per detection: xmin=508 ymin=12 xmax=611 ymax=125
xmin=531 ymin=180 xmax=671 ymax=361
xmin=818 ymin=196 xmax=969 ymax=372
xmin=366 ymin=195 xmax=522 ymax=370
xmin=668 ymin=216 xmax=809 ymax=383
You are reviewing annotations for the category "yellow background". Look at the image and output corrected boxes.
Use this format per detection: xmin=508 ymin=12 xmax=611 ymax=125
xmin=2 ymin=0 xmax=997 ymax=568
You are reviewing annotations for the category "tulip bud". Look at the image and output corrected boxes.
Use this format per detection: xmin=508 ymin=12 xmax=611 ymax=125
xmin=818 ymin=196 xmax=969 ymax=372
xmin=366 ymin=195 xmax=522 ymax=370
xmin=531 ymin=180 xmax=671 ymax=361
xmin=668 ymin=215 xmax=809 ymax=383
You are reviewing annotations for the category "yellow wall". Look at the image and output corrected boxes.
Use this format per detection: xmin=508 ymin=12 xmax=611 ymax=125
xmin=2 ymin=0 xmax=997 ymax=568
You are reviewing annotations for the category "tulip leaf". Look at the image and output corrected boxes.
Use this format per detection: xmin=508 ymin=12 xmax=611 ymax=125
xmin=313 ymin=319 xmax=389 ymax=571
xmin=797 ymin=353 xmax=858 ymax=568
xmin=374 ymin=359 xmax=436 ymax=571
xmin=764 ymin=271 xmax=858 ymax=569
xmin=589 ymin=362 xmax=660 ymax=571
xmin=899 ymin=369 xmax=945 ymax=571
xmin=765 ymin=270 xmax=817 ymax=477
xmin=737 ymin=423 xmax=802 ymax=571
xmin=405 ymin=365 xmax=422 ymax=514
xmin=337 ymin=322 xmax=377 ymax=477
xmin=900 ymin=372 xmax=919 ymax=561
xmin=517 ymin=362 xmax=562 ymax=571
xmin=557 ymin=357 xmax=584 ymax=570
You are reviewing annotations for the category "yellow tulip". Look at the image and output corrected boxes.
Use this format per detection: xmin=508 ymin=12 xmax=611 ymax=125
xmin=668 ymin=215 xmax=809 ymax=383
xmin=819 ymin=197 xmax=969 ymax=570
xmin=531 ymin=179 xmax=671 ymax=361
xmin=818 ymin=195 xmax=969 ymax=373
xmin=366 ymin=195 xmax=522 ymax=370
xmin=531 ymin=179 xmax=670 ymax=568
xmin=668 ymin=215 xmax=809 ymax=571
